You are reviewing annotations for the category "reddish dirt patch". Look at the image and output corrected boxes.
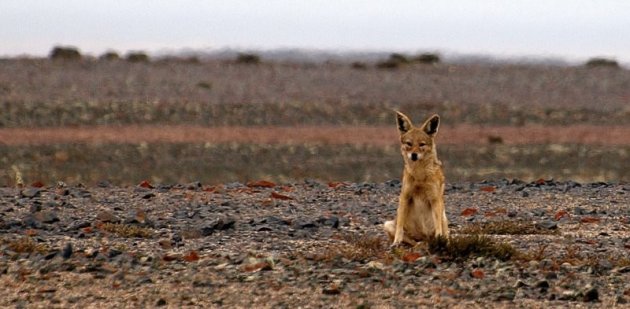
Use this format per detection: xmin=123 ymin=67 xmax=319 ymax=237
xmin=1 ymin=125 xmax=630 ymax=146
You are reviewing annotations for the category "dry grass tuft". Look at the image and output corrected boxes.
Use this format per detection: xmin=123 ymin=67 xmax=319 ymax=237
xmin=100 ymin=223 xmax=153 ymax=238
xmin=4 ymin=236 xmax=48 ymax=254
xmin=126 ymin=52 xmax=150 ymax=63
xmin=50 ymin=46 xmax=82 ymax=61
xmin=585 ymin=57 xmax=619 ymax=68
xmin=317 ymin=233 xmax=388 ymax=263
xmin=460 ymin=220 xmax=558 ymax=235
xmin=235 ymin=53 xmax=261 ymax=65
xmin=428 ymin=235 xmax=517 ymax=261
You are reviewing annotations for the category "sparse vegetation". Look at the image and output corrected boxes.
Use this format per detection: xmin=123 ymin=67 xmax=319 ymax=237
xmin=460 ymin=220 xmax=558 ymax=235
xmin=196 ymin=81 xmax=212 ymax=89
xmin=235 ymin=53 xmax=261 ymax=64
xmin=126 ymin=51 xmax=150 ymax=63
xmin=428 ymin=235 xmax=517 ymax=261
xmin=376 ymin=53 xmax=410 ymax=69
xmin=585 ymin=57 xmax=619 ymax=68
xmin=99 ymin=51 xmax=120 ymax=61
xmin=4 ymin=236 xmax=48 ymax=254
xmin=318 ymin=233 xmax=388 ymax=262
xmin=100 ymin=223 xmax=153 ymax=238
xmin=50 ymin=46 xmax=82 ymax=61
xmin=351 ymin=61 xmax=367 ymax=69
xmin=413 ymin=53 xmax=441 ymax=64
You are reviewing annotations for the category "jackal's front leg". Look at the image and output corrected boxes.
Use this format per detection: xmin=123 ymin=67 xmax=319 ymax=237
xmin=391 ymin=195 xmax=410 ymax=247
xmin=431 ymin=197 xmax=449 ymax=238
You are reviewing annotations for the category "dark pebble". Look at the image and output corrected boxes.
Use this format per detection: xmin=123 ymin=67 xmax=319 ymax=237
xmin=142 ymin=192 xmax=155 ymax=199
xmin=187 ymin=181 xmax=202 ymax=190
xmin=66 ymin=220 xmax=91 ymax=231
xmin=156 ymin=298 xmax=167 ymax=306
xmin=36 ymin=211 xmax=60 ymax=224
xmin=536 ymin=221 xmax=557 ymax=230
xmin=317 ymin=216 xmax=340 ymax=229
xmin=582 ymin=287 xmax=599 ymax=302
xmin=97 ymin=180 xmax=112 ymax=188
xmin=62 ymin=243 xmax=73 ymax=259
xmin=96 ymin=210 xmax=120 ymax=223
xmin=108 ymin=249 xmax=123 ymax=258
xmin=20 ymin=188 xmax=41 ymax=198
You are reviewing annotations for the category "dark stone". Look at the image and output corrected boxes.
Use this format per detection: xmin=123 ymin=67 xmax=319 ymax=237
xmin=317 ymin=216 xmax=340 ymax=229
xmin=521 ymin=191 xmax=529 ymax=197
xmin=71 ymin=189 xmax=91 ymax=198
xmin=66 ymin=220 xmax=91 ymax=231
xmin=142 ymin=192 xmax=155 ymax=199
xmin=536 ymin=221 xmax=557 ymax=230
xmin=574 ymin=207 xmax=586 ymax=215
xmin=532 ymin=209 xmax=545 ymax=217
xmin=20 ymin=188 xmax=41 ymax=198
xmin=582 ymin=287 xmax=599 ymax=302
xmin=36 ymin=211 xmax=60 ymax=224
xmin=256 ymin=225 xmax=273 ymax=232
xmin=29 ymin=203 xmax=42 ymax=213
xmin=97 ymin=180 xmax=112 ymax=188
xmin=108 ymin=249 xmax=123 ymax=258
xmin=96 ymin=210 xmax=120 ymax=223
xmin=187 ymin=181 xmax=202 ymax=190
xmin=62 ymin=243 xmax=73 ymax=259
xmin=545 ymin=272 xmax=558 ymax=280
xmin=201 ymin=218 xmax=235 ymax=236
xmin=156 ymin=298 xmax=167 ymax=306
xmin=294 ymin=219 xmax=318 ymax=229
xmin=44 ymin=251 xmax=58 ymax=260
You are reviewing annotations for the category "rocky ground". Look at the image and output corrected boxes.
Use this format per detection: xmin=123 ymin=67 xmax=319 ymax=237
xmin=1 ymin=179 xmax=629 ymax=308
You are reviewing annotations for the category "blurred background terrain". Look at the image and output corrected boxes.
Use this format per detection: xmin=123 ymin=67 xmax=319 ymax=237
xmin=1 ymin=1 xmax=629 ymax=186
xmin=1 ymin=53 xmax=628 ymax=185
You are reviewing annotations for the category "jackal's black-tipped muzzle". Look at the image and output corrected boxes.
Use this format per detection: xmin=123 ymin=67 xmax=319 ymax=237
xmin=411 ymin=153 xmax=418 ymax=161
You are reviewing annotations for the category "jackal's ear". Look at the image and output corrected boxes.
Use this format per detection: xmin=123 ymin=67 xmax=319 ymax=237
xmin=396 ymin=111 xmax=413 ymax=134
xmin=421 ymin=114 xmax=440 ymax=136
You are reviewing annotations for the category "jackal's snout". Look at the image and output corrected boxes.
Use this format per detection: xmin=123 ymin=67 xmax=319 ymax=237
xmin=410 ymin=153 xmax=419 ymax=161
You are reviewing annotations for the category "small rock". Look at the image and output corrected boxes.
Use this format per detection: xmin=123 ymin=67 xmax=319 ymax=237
xmin=293 ymin=219 xmax=318 ymax=229
xmin=513 ymin=280 xmax=528 ymax=288
xmin=536 ymin=221 xmax=557 ymax=230
xmin=96 ymin=210 xmax=120 ymax=223
xmin=558 ymin=290 xmax=578 ymax=301
xmin=62 ymin=243 xmax=73 ymax=259
xmin=536 ymin=280 xmax=550 ymax=291
xmin=322 ymin=284 xmax=341 ymax=295
xmin=21 ymin=188 xmax=41 ymax=198
xmin=35 ymin=211 xmax=59 ymax=224
xmin=156 ymin=298 xmax=167 ymax=306
xmin=317 ymin=216 xmax=340 ymax=229
xmin=141 ymin=192 xmax=155 ymax=199
xmin=582 ymin=286 xmax=599 ymax=302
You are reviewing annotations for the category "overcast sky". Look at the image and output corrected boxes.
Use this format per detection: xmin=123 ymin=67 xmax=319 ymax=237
xmin=2 ymin=0 xmax=629 ymax=62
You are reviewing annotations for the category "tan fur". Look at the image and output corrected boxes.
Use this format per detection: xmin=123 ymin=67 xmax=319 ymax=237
xmin=384 ymin=111 xmax=449 ymax=247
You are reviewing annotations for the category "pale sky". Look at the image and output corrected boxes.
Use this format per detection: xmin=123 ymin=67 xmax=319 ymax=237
xmin=2 ymin=0 xmax=630 ymax=62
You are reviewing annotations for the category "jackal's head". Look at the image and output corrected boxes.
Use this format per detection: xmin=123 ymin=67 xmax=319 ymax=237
xmin=395 ymin=111 xmax=440 ymax=166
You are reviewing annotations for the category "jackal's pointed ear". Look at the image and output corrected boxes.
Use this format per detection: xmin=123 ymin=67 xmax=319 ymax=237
xmin=396 ymin=111 xmax=413 ymax=134
xmin=421 ymin=114 xmax=440 ymax=136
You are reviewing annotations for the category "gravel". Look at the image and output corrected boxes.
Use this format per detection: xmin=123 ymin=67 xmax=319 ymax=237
xmin=0 ymin=179 xmax=629 ymax=307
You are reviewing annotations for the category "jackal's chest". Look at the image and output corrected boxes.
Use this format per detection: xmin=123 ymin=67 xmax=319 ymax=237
xmin=403 ymin=197 xmax=435 ymax=239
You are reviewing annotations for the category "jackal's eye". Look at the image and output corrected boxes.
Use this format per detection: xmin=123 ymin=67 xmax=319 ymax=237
xmin=405 ymin=141 xmax=412 ymax=147
xmin=419 ymin=142 xmax=427 ymax=147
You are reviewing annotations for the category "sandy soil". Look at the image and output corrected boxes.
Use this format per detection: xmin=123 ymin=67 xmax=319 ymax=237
xmin=2 ymin=124 xmax=630 ymax=146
